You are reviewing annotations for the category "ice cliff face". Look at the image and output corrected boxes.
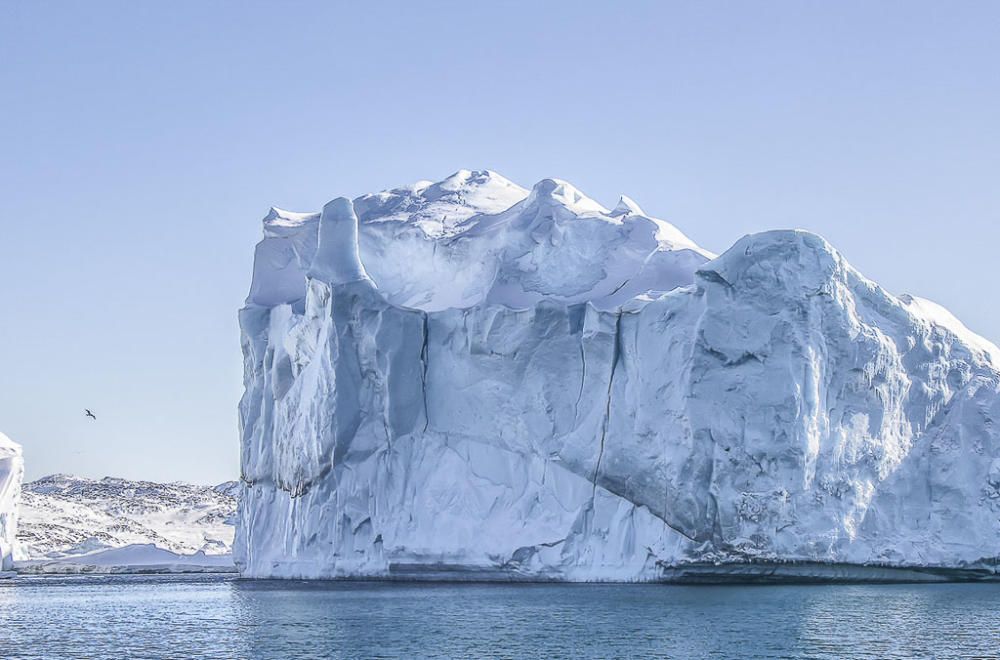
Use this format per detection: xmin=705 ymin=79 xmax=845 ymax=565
xmin=237 ymin=170 xmax=1000 ymax=581
xmin=0 ymin=432 xmax=24 ymax=572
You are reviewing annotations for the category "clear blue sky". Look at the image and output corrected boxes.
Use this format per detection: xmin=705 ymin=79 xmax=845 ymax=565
xmin=2 ymin=1 xmax=999 ymax=483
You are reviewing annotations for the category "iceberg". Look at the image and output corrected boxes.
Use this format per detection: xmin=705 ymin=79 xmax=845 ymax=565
xmin=236 ymin=170 xmax=1000 ymax=581
xmin=0 ymin=432 xmax=24 ymax=573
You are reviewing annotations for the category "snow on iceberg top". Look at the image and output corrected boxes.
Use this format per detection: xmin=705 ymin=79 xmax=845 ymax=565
xmin=899 ymin=293 xmax=1000 ymax=366
xmin=247 ymin=169 xmax=713 ymax=311
xmin=698 ymin=229 xmax=1000 ymax=368
xmin=353 ymin=169 xmax=530 ymax=239
xmin=0 ymin=432 xmax=21 ymax=460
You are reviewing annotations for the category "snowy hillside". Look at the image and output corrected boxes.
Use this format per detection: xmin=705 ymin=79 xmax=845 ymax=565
xmin=237 ymin=170 xmax=1000 ymax=582
xmin=17 ymin=475 xmax=236 ymax=570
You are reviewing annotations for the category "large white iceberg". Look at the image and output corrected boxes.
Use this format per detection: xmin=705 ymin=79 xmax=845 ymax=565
xmin=0 ymin=432 xmax=24 ymax=572
xmin=236 ymin=170 xmax=1000 ymax=581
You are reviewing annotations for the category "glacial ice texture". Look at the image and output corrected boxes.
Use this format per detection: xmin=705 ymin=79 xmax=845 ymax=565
xmin=236 ymin=171 xmax=1000 ymax=581
xmin=0 ymin=432 xmax=24 ymax=572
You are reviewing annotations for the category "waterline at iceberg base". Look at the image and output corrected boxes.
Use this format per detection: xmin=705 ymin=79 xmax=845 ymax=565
xmin=235 ymin=170 xmax=1000 ymax=582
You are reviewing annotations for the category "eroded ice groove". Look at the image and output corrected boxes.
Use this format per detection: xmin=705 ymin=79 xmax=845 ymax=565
xmin=0 ymin=432 xmax=24 ymax=573
xmin=236 ymin=170 xmax=1000 ymax=581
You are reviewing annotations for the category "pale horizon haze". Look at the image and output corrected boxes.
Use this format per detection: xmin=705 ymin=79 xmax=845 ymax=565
xmin=2 ymin=1 xmax=999 ymax=483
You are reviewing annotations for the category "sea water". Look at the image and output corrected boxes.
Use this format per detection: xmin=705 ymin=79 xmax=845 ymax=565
xmin=1 ymin=575 xmax=998 ymax=659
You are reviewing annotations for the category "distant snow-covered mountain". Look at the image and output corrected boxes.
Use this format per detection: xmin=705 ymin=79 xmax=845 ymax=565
xmin=16 ymin=474 xmax=236 ymax=568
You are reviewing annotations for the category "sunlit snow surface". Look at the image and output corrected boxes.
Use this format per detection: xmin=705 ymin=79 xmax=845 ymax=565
xmin=237 ymin=170 xmax=1000 ymax=581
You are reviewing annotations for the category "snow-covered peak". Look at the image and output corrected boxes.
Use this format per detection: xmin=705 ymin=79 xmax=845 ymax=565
xmin=610 ymin=195 xmax=645 ymax=217
xmin=522 ymin=178 xmax=609 ymax=216
xmin=419 ymin=168 xmax=518 ymax=200
xmin=353 ymin=168 xmax=528 ymax=238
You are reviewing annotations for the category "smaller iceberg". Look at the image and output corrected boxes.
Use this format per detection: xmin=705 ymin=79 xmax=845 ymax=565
xmin=0 ymin=432 xmax=24 ymax=573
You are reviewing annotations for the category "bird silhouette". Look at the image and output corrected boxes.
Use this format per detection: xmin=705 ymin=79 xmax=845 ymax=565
xmin=84 ymin=409 xmax=97 ymax=420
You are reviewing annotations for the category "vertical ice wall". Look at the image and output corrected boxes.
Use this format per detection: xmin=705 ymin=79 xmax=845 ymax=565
xmin=237 ymin=172 xmax=1000 ymax=581
xmin=0 ymin=432 xmax=24 ymax=571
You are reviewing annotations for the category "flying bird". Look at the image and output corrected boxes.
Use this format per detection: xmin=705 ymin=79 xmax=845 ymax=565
xmin=84 ymin=409 xmax=97 ymax=420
